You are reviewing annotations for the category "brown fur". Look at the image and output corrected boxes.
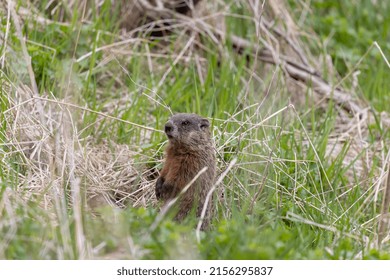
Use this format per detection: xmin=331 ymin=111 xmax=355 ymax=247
xmin=155 ymin=113 xmax=216 ymax=229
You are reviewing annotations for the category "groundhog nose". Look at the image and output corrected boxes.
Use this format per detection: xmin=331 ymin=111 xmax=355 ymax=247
xmin=165 ymin=123 xmax=174 ymax=137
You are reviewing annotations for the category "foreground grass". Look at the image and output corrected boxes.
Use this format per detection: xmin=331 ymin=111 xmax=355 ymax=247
xmin=1 ymin=0 xmax=390 ymax=259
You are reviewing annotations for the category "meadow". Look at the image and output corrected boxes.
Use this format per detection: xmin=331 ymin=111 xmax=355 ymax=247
xmin=0 ymin=0 xmax=389 ymax=259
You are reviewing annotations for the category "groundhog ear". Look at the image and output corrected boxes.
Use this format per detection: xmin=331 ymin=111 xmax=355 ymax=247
xmin=200 ymin=118 xmax=210 ymax=130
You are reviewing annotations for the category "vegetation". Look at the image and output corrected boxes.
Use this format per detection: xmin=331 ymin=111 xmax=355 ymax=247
xmin=0 ymin=0 xmax=389 ymax=259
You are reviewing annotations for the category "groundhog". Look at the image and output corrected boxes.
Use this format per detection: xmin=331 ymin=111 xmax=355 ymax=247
xmin=155 ymin=113 xmax=216 ymax=229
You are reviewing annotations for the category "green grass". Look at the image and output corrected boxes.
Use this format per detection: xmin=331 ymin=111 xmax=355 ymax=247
xmin=289 ymin=0 xmax=390 ymax=111
xmin=1 ymin=0 xmax=390 ymax=260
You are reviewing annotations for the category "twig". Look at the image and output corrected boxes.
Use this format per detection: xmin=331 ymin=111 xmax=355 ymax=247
xmin=378 ymin=163 xmax=390 ymax=247
xmin=196 ymin=158 xmax=237 ymax=243
xmin=227 ymin=34 xmax=362 ymax=114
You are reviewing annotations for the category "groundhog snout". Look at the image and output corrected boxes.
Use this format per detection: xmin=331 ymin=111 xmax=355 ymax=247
xmin=164 ymin=122 xmax=176 ymax=138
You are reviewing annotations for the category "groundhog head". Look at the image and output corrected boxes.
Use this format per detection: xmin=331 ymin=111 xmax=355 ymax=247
xmin=164 ymin=113 xmax=211 ymax=147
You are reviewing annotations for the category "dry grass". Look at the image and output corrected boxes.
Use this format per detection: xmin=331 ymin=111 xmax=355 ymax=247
xmin=2 ymin=84 xmax=156 ymax=209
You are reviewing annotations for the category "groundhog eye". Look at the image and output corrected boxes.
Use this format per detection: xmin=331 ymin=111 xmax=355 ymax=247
xmin=182 ymin=120 xmax=190 ymax=126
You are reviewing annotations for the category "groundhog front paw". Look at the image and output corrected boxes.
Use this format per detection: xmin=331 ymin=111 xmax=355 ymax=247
xmin=155 ymin=177 xmax=165 ymax=199
xmin=155 ymin=177 xmax=176 ymax=200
